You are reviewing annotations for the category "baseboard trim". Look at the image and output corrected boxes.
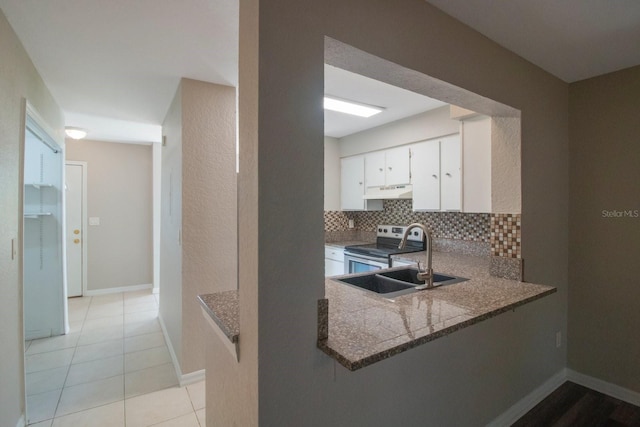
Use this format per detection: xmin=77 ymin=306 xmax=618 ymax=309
xmin=158 ymin=314 xmax=205 ymax=387
xmin=85 ymin=283 xmax=152 ymax=296
xmin=16 ymin=414 xmax=25 ymax=427
xmin=180 ymin=369 xmax=205 ymax=387
xmin=487 ymin=368 xmax=567 ymax=427
xmin=566 ymin=369 xmax=640 ymax=407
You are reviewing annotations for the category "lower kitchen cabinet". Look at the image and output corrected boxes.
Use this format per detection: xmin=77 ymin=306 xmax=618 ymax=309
xmin=325 ymin=246 xmax=345 ymax=277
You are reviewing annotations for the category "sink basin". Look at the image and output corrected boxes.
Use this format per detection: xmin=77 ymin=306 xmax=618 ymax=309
xmin=378 ymin=268 xmax=467 ymax=286
xmin=335 ymin=268 xmax=468 ymax=298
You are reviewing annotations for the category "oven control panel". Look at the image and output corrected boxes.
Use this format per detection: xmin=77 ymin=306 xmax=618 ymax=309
xmin=377 ymin=225 xmax=424 ymax=242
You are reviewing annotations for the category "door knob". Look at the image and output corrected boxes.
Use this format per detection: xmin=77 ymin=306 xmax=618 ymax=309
xmin=74 ymin=229 xmax=80 ymax=234
xmin=73 ymin=239 xmax=80 ymax=244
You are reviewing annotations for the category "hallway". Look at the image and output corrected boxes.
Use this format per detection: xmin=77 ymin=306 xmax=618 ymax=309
xmin=24 ymin=290 xmax=205 ymax=426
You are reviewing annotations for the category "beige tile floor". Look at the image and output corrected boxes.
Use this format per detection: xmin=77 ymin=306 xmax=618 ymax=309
xmin=25 ymin=290 xmax=206 ymax=426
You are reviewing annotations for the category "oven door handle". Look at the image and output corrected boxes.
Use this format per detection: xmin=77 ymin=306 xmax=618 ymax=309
xmin=344 ymin=252 xmax=388 ymax=263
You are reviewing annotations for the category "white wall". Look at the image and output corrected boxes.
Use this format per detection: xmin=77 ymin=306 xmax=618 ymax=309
xmin=227 ymin=0 xmax=569 ymax=425
xmin=0 ymin=9 xmax=64 ymax=427
xmin=323 ymin=136 xmax=340 ymax=210
xmin=462 ymin=115 xmax=492 ymax=213
xmin=339 ymin=106 xmax=459 ymax=157
xmin=66 ymin=140 xmax=153 ymax=292
xmin=160 ymin=85 xmax=184 ymax=368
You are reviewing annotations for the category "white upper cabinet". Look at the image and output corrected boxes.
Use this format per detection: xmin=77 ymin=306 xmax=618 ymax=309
xmin=341 ymin=155 xmax=383 ymax=211
xmin=410 ymin=139 xmax=441 ymax=211
xmin=385 ymin=146 xmax=411 ymax=186
xmin=364 ymin=151 xmax=386 ymax=187
xmin=440 ymin=135 xmax=462 ymax=211
xmin=365 ymin=147 xmax=410 ymax=188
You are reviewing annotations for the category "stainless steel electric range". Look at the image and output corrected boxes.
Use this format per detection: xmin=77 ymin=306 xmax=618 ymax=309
xmin=343 ymin=225 xmax=426 ymax=274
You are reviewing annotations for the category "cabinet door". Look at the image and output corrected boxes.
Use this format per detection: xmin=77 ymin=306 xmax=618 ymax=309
xmin=365 ymin=151 xmax=386 ymax=187
xmin=410 ymin=140 xmax=440 ymax=210
xmin=341 ymin=156 xmax=365 ymax=210
xmin=385 ymin=146 xmax=411 ymax=186
xmin=325 ymin=258 xmax=345 ymax=277
xmin=440 ymin=135 xmax=462 ymax=211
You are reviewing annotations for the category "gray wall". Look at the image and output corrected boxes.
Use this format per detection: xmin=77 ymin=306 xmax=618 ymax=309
xmin=66 ymin=139 xmax=153 ymax=292
xmin=219 ymin=0 xmax=569 ymax=425
xmin=0 ymin=9 xmax=64 ymax=427
xmin=568 ymin=65 xmax=640 ymax=392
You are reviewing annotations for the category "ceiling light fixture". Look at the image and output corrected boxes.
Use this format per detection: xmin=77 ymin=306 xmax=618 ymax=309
xmin=65 ymin=127 xmax=88 ymax=140
xmin=323 ymin=96 xmax=384 ymax=118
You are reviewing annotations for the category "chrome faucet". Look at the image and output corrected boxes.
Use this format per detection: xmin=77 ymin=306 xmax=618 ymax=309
xmin=398 ymin=223 xmax=434 ymax=288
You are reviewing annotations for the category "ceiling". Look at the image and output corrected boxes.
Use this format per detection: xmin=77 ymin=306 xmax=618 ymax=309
xmin=324 ymin=65 xmax=446 ymax=138
xmin=425 ymin=0 xmax=640 ymax=83
xmin=1 ymin=1 xmax=639 ymax=143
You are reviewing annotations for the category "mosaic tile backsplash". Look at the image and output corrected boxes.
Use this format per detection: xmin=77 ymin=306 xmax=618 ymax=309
xmin=490 ymin=213 xmax=522 ymax=259
xmin=324 ymin=200 xmax=522 ymax=259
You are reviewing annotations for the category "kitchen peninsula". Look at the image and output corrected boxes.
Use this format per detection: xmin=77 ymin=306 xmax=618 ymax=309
xmin=199 ymin=249 xmax=555 ymax=371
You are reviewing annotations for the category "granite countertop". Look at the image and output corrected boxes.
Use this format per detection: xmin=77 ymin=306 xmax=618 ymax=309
xmin=318 ymin=251 xmax=556 ymax=371
xmin=198 ymin=291 xmax=239 ymax=343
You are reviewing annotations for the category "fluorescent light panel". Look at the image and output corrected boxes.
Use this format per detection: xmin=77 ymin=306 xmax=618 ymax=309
xmin=323 ymin=96 xmax=383 ymax=118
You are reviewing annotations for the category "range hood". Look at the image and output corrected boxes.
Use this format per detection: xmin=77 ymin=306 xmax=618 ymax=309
xmin=363 ymin=185 xmax=413 ymax=200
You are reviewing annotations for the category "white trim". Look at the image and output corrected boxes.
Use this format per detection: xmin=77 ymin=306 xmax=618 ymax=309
xmin=15 ymin=414 xmax=25 ymax=427
xmin=181 ymin=369 xmax=206 ymax=386
xmin=158 ymin=314 xmax=182 ymax=382
xmin=486 ymin=369 xmax=567 ymax=427
xmin=157 ymin=313 xmax=205 ymax=387
xmin=566 ymin=369 xmax=640 ymax=407
xmin=84 ymin=283 xmax=152 ymax=296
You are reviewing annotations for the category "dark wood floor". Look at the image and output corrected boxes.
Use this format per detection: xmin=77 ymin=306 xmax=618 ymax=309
xmin=513 ymin=381 xmax=640 ymax=427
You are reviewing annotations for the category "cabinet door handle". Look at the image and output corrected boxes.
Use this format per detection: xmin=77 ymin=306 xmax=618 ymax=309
xmin=388 ymin=167 xmax=392 ymax=170
xmin=73 ymin=239 xmax=80 ymax=244
xmin=432 ymin=174 xmax=438 ymax=179
xmin=359 ymin=182 xmax=363 ymax=185
xmin=379 ymin=168 xmax=383 ymax=172
xmin=445 ymin=173 xmax=452 ymax=177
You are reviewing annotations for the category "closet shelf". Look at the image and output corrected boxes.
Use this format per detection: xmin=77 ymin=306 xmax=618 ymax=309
xmin=25 ymin=183 xmax=54 ymax=189
xmin=24 ymin=212 xmax=53 ymax=219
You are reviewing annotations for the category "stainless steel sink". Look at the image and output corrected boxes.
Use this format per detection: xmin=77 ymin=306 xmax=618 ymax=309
xmin=335 ymin=268 xmax=468 ymax=298
xmin=378 ymin=268 xmax=468 ymax=286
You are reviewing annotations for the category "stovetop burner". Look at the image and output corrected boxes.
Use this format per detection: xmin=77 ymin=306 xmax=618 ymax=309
xmin=344 ymin=225 xmax=426 ymax=260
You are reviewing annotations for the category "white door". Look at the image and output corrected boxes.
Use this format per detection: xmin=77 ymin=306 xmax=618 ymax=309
xmin=410 ymin=140 xmax=440 ymax=211
xmin=385 ymin=146 xmax=411 ymax=186
xmin=364 ymin=151 xmax=386 ymax=187
xmin=340 ymin=155 xmax=365 ymax=210
xmin=440 ymin=135 xmax=462 ymax=211
xmin=65 ymin=163 xmax=86 ymax=297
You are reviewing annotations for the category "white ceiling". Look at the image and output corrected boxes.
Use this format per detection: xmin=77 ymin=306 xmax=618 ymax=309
xmin=2 ymin=1 xmax=639 ymax=143
xmin=324 ymin=65 xmax=446 ymax=138
xmin=0 ymin=0 xmax=239 ymax=143
xmin=425 ymin=0 xmax=640 ymax=83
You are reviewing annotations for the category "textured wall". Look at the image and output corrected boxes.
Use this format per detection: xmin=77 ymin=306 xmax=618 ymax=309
xmin=323 ymin=137 xmax=341 ymax=211
xmin=0 ymin=9 xmax=64 ymax=427
xmin=230 ymin=0 xmax=569 ymax=425
xmin=181 ymin=78 xmax=237 ymax=375
xmin=568 ymin=65 xmax=640 ymax=392
xmin=492 ymin=116 xmax=522 ymax=213
xmin=66 ymin=140 xmax=153 ymax=291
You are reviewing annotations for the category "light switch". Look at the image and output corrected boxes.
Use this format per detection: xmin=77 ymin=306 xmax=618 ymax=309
xmin=89 ymin=217 xmax=100 ymax=226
